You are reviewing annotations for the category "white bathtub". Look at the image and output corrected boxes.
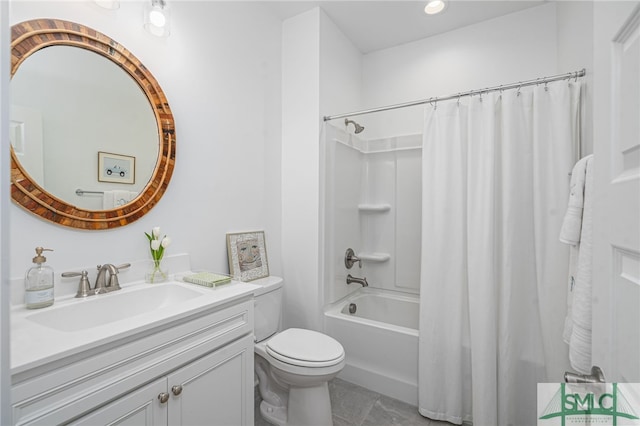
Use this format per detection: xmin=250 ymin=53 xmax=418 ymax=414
xmin=324 ymin=288 xmax=419 ymax=405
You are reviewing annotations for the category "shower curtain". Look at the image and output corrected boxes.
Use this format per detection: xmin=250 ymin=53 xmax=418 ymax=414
xmin=418 ymin=81 xmax=582 ymax=425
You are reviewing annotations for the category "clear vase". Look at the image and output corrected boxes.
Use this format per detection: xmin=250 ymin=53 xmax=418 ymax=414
xmin=145 ymin=261 xmax=168 ymax=283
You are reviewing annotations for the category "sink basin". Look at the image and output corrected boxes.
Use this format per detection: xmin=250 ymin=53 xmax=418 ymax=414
xmin=26 ymin=283 xmax=204 ymax=332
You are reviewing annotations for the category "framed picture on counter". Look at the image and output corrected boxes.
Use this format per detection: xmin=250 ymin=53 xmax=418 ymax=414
xmin=226 ymin=231 xmax=269 ymax=282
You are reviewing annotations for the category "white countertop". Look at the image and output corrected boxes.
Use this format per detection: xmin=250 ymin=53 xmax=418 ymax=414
xmin=11 ymin=278 xmax=258 ymax=375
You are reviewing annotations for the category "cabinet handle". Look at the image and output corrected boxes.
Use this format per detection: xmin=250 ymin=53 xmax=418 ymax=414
xmin=172 ymin=385 xmax=183 ymax=396
xmin=158 ymin=392 xmax=170 ymax=404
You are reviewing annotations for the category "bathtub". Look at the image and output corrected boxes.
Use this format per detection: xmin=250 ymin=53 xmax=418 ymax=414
xmin=324 ymin=288 xmax=419 ymax=405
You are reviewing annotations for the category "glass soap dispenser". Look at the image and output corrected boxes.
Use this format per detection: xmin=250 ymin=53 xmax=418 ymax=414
xmin=25 ymin=247 xmax=55 ymax=309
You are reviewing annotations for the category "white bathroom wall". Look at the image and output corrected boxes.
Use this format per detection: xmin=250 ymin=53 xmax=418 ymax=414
xmin=282 ymin=8 xmax=322 ymax=330
xmin=8 ymin=2 xmax=283 ymax=284
xmin=359 ymin=3 xmax=560 ymax=139
xmin=282 ymin=8 xmax=362 ymax=329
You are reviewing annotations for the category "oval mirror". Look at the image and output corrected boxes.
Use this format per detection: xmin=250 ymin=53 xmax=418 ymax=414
xmin=10 ymin=19 xmax=175 ymax=230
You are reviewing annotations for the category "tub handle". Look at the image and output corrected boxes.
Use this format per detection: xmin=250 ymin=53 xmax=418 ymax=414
xmin=345 ymin=248 xmax=362 ymax=269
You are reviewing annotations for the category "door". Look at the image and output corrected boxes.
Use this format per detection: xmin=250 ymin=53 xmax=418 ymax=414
xmin=167 ymin=334 xmax=254 ymax=426
xmin=592 ymin=2 xmax=640 ymax=383
xmin=10 ymin=105 xmax=44 ymax=184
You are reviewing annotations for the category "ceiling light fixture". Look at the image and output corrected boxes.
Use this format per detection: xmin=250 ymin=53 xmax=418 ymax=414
xmin=144 ymin=0 xmax=171 ymax=37
xmin=424 ymin=0 xmax=447 ymax=15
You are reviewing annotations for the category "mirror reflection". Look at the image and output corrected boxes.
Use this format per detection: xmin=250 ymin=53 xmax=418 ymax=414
xmin=10 ymin=46 xmax=159 ymax=211
xmin=10 ymin=18 xmax=175 ymax=230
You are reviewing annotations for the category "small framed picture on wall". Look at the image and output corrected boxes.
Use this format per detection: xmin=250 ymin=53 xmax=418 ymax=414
xmin=98 ymin=151 xmax=135 ymax=184
xmin=226 ymin=231 xmax=269 ymax=281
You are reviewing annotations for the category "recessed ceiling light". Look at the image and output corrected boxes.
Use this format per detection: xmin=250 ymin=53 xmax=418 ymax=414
xmin=424 ymin=0 xmax=447 ymax=15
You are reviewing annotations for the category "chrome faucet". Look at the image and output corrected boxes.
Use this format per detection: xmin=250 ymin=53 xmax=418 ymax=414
xmin=95 ymin=264 xmax=119 ymax=294
xmin=95 ymin=263 xmax=131 ymax=293
xmin=346 ymin=274 xmax=368 ymax=287
xmin=63 ymin=263 xmax=130 ymax=297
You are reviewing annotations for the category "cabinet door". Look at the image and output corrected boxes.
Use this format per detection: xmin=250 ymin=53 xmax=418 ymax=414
xmin=167 ymin=335 xmax=254 ymax=426
xmin=69 ymin=378 xmax=168 ymax=426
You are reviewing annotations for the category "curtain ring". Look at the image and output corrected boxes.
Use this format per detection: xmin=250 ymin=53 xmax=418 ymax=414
xmin=544 ymin=81 xmax=549 ymax=92
xmin=517 ymin=84 xmax=522 ymax=97
xmin=457 ymin=95 xmax=461 ymax=106
xmin=479 ymin=92 xmax=483 ymax=102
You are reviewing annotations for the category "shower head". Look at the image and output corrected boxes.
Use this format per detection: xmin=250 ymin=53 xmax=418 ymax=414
xmin=345 ymin=118 xmax=365 ymax=134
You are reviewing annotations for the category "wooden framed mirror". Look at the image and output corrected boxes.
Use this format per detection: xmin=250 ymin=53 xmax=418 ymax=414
xmin=10 ymin=19 xmax=175 ymax=230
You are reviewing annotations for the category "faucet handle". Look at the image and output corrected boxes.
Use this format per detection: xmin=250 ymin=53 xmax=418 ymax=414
xmin=105 ymin=263 xmax=130 ymax=291
xmin=115 ymin=263 xmax=131 ymax=272
xmin=62 ymin=270 xmax=86 ymax=277
xmin=345 ymin=248 xmax=362 ymax=269
xmin=62 ymin=270 xmax=92 ymax=298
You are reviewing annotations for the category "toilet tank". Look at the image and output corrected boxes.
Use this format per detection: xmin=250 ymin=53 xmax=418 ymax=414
xmin=252 ymin=276 xmax=283 ymax=342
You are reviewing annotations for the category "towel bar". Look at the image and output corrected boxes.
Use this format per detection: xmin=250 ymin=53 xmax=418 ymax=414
xmin=76 ymin=189 xmax=104 ymax=196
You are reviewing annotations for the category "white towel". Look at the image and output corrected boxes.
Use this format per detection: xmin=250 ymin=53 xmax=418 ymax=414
xmin=562 ymin=245 xmax=578 ymax=344
xmin=102 ymin=190 xmax=136 ymax=209
xmin=566 ymin=156 xmax=594 ymax=374
xmin=569 ymin=323 xmax=592 ymax=374
xmin=559 ymin=155 xmax=592 ymax=245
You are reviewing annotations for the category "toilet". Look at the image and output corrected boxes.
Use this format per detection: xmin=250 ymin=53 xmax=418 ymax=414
xmin=253 ymin=276 xmax=345 ymax=426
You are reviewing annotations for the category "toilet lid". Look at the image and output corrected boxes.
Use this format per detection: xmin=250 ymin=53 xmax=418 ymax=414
xmin=266 ymin=328 xmax=344 ymax=367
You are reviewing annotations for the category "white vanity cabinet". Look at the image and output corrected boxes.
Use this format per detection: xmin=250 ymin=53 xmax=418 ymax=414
xmin=11 ymin=293 xmax=255 ymax=426
xmin=70 ymin=378 xmax=168 ymax=425
xmin=71 ymin=335 xmax=253 ymax=426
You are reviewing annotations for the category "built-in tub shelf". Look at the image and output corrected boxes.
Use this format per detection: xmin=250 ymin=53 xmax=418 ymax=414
xmin=358 ymin=203 xmax=391 ymax=212
xmin=358 ymin=253 xmax=391 ymax=263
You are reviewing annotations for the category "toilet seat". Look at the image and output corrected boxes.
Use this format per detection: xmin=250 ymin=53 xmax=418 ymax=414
xmin=265 ymin=328 xmax=345 ymax=368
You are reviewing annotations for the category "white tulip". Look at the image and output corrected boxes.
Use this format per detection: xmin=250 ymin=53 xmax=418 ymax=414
xmin=151 ymin=239 xmax=161 ymax=250
xmin=161 ymin=236 xmax=171 ymax=248
xmin=152 ymin=227 xmax=161 ymax=238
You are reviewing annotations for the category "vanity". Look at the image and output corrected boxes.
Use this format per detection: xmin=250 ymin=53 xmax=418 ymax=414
xmin=11 ymin=280 xmax=257 ymax=425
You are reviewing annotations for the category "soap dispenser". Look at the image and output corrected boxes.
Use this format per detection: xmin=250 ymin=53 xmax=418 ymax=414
xmin=25 ymin=247 xmax=55 ymax=309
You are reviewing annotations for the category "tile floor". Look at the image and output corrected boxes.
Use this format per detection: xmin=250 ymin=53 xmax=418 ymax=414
xmin=255 ymin=378 xmax=452 ymax=426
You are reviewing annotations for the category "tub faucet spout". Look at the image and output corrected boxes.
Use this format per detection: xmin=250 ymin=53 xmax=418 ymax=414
xmin=346 ymin=274 xmax=368 ymax=287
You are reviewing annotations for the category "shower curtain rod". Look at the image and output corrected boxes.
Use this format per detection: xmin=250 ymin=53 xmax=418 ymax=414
xmin=323 ymin=68 xmax=585 ymax=121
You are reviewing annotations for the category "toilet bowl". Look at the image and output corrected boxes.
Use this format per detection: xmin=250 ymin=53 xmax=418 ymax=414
xmin=252 ymin=277 xmax=345 ymax=426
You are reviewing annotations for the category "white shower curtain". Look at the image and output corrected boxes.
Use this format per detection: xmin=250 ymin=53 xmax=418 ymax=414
xmin=418 ymin=81 xmax=582 ymax=425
